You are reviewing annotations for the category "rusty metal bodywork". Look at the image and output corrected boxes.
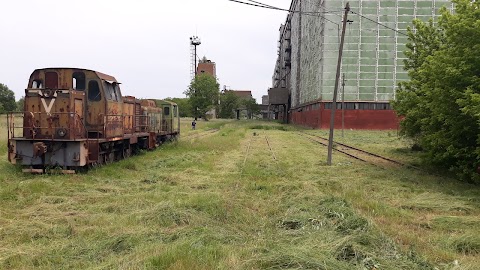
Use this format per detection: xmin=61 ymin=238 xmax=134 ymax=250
xmin=141 ymin=100 xmax=162 ymax=133
xmin=156 ymin=100 xmax=180 ymax=135
xmin=7 ymin=68 xmax=180 ymax=172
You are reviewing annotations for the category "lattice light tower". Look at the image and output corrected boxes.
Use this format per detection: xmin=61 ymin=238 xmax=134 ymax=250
xmin=190 ymin=36 xmax=201 ymax=81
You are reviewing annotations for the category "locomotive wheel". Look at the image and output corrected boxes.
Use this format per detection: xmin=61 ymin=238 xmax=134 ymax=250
xmin=101 ymin=153 xmax=112 ymax=164
xmin=123 ymin=148 xmax=131 ymax=159
xmin=100 ymin=154 xmax=106 ymax=165
xmin=105 ymin=153 xmax=114 ymax=164
xmin=89 ymin=161 xmax=99 ymax=169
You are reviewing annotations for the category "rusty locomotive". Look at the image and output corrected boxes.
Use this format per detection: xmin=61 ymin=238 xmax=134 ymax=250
xmin=7 ymin=68 xmax=180 ymax=173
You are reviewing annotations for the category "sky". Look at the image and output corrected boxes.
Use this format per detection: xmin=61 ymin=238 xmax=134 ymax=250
xmin=0 ymin=0 xmax=292 ymax=103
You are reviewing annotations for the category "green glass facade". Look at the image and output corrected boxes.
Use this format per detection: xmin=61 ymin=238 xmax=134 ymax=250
xmin=274 ymin=0 xmax=453 ymax=108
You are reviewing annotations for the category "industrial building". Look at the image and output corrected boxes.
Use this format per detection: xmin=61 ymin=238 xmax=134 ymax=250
xmin=270 ymin=0 xmax=453 ymax=129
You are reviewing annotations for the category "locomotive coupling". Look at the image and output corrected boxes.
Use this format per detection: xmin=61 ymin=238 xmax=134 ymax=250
xmin=33 ymin=142 xmax=47 ymax=157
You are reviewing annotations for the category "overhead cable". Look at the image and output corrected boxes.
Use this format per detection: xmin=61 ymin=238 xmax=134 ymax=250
xmin=349 ymin=10 xmax=409 ymax=37
xmin=226 ymin=0 xmax=342 ymax=25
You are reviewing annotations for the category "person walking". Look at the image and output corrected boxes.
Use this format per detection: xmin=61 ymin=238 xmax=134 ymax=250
xmin=191 ymin=120 xmax=196 ymax=130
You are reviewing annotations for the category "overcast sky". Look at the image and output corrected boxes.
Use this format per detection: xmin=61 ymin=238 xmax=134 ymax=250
xmin=0 ymin=0 xmax=292 ymax=102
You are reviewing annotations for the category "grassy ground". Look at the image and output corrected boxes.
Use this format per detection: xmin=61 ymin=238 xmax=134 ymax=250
xmin=0 ymin=117 xmax=479 ymax=269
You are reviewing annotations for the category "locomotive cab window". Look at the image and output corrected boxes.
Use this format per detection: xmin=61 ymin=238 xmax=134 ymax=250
xmin=32 ymin=80 xmax=43 ymax=89
xmin=173 ymin=105 xmax=178 ymax=117
xmin=45 ymin=72 xmax=58 ymax=89
xmin=88 ymin=80 xmax=101 ymax=101
xmin=72 ymin=72 xmax=86 ymax=90
xmin=164 ymin=106 xmax=170 ymax=116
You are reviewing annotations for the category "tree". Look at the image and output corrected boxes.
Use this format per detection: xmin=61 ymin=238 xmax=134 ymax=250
xmin=16 ymin=96 xmax=25 ymax=111
xmin=218 ymin=91 xmax=239 ymax=119
xmin=0 ymin=83 xmax=16 ymax=113
xmin=242 ymin=97 xmax=260 ymax=119
xmin=184 ymin=74 xmax=219 ymax=120
xmin=164 ymin=97 xmax=192 ymax=118
xmin=392 ymin=0 xmax=480 ymax=183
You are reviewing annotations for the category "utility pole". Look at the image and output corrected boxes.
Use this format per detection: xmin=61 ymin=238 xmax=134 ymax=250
xmin=341 ymin=73 xmax=345 ymax=138
xmin=327 ymin=2 xmax=350 ymax=166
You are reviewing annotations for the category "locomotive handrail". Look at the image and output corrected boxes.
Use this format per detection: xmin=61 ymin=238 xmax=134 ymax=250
xmin=101 ymin=114 xmax=151 ymax=138
xmin=120 ymin=114 xmax=150 ymax=128
xmin=7 ymin=112 xmax=158 ymax=141
xmin=7 ymin=111 xmax=88 ymax=140
xmin=122 ymin=114 xmax=151 ymax=131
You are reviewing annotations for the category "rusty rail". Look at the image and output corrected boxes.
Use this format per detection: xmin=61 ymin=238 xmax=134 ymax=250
xmin=264 ymin=133 xmax=277 ymax=161
xmin=298 ymin=132 xmax=422 ymax=170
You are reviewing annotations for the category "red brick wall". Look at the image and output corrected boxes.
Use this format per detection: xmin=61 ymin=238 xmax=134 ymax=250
xmin=197 ymin=63 xmax=216 ymax=77
xmin=290 ymin=103 xmax=399 ymax=130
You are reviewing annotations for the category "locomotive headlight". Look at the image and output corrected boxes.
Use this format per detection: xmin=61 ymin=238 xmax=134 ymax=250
xmin=57 ymin=128 xmax=67 ymax=137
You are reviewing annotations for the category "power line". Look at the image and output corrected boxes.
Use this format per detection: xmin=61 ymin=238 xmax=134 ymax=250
xmin=245 ymin=0 xmax=343 ymax=14
xmin=229 ymin=0 xmax=408 ymax=37
xmin=226 ymin=0 xmax=343 ymax=25
xmin=227 ymin=0 xmax=285 ymax=11
xmin=349 ymin=10 xmax=408 ymax=37
xmin=245 ymin=0 xmax=277 ymax=9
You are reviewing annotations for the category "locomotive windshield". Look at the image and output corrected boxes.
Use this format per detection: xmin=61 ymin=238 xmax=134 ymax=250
xmin=103 ymin=81 xmax=122 ymax=102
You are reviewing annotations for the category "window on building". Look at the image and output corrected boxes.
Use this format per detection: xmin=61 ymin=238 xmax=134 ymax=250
xmin=88 ymin=80 xmax=101 ymax=101
xmin=375 ymin=103 xmax=391 ymax=110
xmin=72 ymin=72 xmax=86 ymax=90
xmin=345 ymin=103 xmax=355 ymax=110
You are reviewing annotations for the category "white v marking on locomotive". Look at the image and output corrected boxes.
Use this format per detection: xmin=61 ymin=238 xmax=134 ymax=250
xmin=40 ymin=91 xmax=58 ymax=114
xmin=41 ymin=98 xmax=56 ymax=114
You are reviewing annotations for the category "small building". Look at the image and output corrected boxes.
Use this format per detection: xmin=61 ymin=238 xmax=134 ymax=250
xmin=230 ymin=90 xmax=253 ymax=100
xmin=197 ymin=57 xmax=216 ymax=77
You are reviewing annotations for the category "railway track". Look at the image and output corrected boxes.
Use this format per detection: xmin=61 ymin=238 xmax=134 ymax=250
xmin=264 ymin=133 xmax=277 ymax=161
xmin=243 ymin=131 xmax=277 ymax=169
xmin=181 ymin=129 xmax=219 ymax=140
xmin=299 ymin=132 xmax=420 ymax=170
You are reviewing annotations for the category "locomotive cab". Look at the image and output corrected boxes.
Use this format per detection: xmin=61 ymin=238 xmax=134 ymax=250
xmin=24 ymin=69 xmax=88 ymax=140
xmin=22 ymin=68 xmax=124 ymax=139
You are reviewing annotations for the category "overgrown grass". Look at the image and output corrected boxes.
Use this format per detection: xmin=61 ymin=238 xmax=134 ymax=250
xmin=0 ymin=117 xmax=479 ymax=269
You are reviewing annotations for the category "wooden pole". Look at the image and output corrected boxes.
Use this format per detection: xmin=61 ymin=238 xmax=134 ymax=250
xmin=327 ymin=2 xmax=350 ymax=166
xmin=342 ymin=73 xmax=345 ymax=138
